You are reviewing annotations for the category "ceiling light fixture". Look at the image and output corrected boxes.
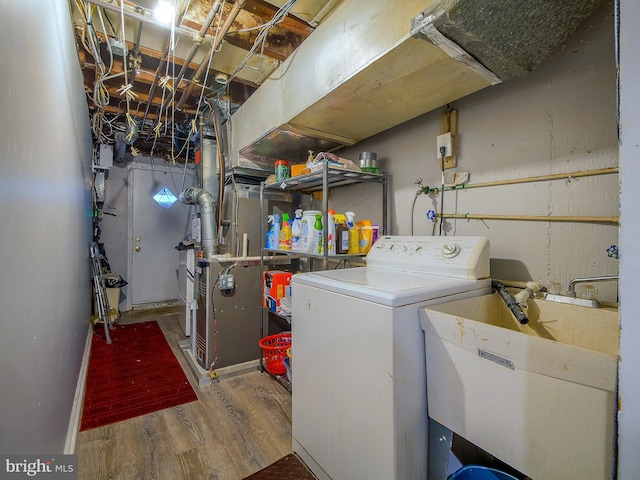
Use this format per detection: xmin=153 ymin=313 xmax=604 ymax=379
xmin=154 ymin=1 xmax=175 ymax=25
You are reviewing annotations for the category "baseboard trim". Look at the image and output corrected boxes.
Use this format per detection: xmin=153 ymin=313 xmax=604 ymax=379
xmin=178 ymin=339 xmax=260 ymax=386
xmin=64 ymin=324 xmax=93 ymax=454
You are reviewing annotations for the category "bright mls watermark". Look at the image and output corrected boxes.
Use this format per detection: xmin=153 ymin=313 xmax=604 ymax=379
xmin=1 ymin=455 xmax=77 ymax=479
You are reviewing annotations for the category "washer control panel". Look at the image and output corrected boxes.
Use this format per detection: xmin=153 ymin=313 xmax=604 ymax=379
xmin=367 ymin=236 xmax=490 ymax=280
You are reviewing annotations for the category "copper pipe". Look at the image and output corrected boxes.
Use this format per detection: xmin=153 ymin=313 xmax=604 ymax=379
xmin=176 ymin=0 xmax=246 ymax=110
xmin=442 ymin=213 xmax=619 ymax=224
xmin=446 ymin=167 xmax=618 ymax=191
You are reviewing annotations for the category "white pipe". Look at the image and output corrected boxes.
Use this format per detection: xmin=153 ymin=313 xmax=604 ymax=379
xmin=215 ymin=254 xmax=302 ymax=265
xmin=494 ymin=279 xmax=543 ymax=304
xmin=242 ymin=233 xmax=249 ymax=258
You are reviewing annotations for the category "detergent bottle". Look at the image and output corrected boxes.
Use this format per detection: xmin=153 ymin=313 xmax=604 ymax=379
xmin=345 ymin=211 xmax=359 ymax=254
xmin=327 ymin=209 xmax=336 ymax=255
xmin=279 ymin=213 xmax=292 ymax=250
xmin=299 ymin=210 xmax=321 ymax=254
xmin=291 ymin=209 xmax=303 ymax=251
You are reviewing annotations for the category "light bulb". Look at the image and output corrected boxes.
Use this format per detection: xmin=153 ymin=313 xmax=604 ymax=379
xmin=154 ymin=1 xmax=175 ymax=25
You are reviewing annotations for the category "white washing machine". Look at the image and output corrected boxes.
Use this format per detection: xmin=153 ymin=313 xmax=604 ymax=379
xmin=291 ymin=236 xmax=491 ymax=480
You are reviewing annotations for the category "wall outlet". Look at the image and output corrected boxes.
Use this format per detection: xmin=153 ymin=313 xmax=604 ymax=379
xmin=436 ymin=132 xmax=452 ymax=159
xmin=436 ymin=131 xmax=456 ymax=169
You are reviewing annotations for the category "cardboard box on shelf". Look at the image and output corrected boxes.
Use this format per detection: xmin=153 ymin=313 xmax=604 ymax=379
xmin=290 ymin=163 xmax=307 ymax=177
xmin=263 ymin=270 xmax=293 ymax=313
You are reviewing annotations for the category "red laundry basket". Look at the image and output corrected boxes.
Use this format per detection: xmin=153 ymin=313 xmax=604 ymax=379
xmin=259 ymin=333 xmax=292 ymax=375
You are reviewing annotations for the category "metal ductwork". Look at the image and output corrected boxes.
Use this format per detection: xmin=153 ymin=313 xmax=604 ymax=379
xmin=232 ymin=0 xmax=606 ymax=166
xmin=180 ymin=187 xmax=217 ymax=255
xmin=411 ymin=0 xmax=606 ymax=81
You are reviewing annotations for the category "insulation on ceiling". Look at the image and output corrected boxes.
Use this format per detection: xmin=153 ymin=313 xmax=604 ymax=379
xmin=413 ymin=0 xmax=607 ymax=80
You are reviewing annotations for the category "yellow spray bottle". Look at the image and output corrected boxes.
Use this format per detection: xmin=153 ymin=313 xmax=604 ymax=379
xmin=345 ymin=211 xmax=359 ymax=254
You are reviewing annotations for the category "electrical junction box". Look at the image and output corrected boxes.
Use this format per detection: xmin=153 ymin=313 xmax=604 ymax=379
xmin=108 ymin=38 xmax=127 ymax=57
xmin=219 ymin=274 xmax=234 ymax=291
xmin=93 ymin=144 xmax=113 ymax=170
xmin=94 ymin=170 xmax=106 ymax=202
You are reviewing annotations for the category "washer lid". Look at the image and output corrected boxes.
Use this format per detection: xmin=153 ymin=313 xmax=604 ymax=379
xmin=292 ymin=267 xmax=490 ymax=307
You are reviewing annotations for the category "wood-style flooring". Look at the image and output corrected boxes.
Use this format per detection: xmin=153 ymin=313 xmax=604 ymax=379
xmin=75 ymin=309 xmax=292 ymax=480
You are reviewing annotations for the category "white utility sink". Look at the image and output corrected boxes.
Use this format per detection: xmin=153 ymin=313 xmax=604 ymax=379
xmin=420 ymin=292 xmax=619 ymax=480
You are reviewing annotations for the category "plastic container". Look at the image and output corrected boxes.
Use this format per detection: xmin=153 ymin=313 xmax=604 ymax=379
xmin=291 ymin=209 xmax=303 ymax=251
xmin=448 ymin=465 xmax=519 ymax=480
xmin=359 ymin=151 xmax=377 ymax=168
xmin=274 ymin=160 xmax=289 ymax=182
xmin=279 ymin=213 xmax=292 ymax=250
xmin=327 ymin=209 xmax=336 ymax=255
xmin=259 ymin=333 xmax=292 ymax=375
xmin=102 ymin=273 xmax=123 ymax=319
xmin=299 ymin=210 xmax=321 ymax=254
xmin=356 ymin=220 xmax=374 ymax=254
xmin=283 ymin=355 xmax=292 ymax=382
xmin=335 ymin=213 xmax=349 ymax=254
xmin=266 ymin=213 xmax=281 ymax=250
xmin=314 ymin=213 xmax=324 ymax=255
xmin=345 ymin=211 xmax=359 ymax=254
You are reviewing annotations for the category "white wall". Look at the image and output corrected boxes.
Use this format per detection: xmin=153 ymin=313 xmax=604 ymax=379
xmin=0 ymin=0 xmax=93 ymax=453
xmin=337 ymin=2 xmax=619 ymax=302
xmin=618 ymin=0 xmax=640 ymax=476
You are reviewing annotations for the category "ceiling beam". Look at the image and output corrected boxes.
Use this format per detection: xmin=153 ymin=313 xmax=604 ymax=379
xmin=244 ymin=0 xmax=315 ymax=37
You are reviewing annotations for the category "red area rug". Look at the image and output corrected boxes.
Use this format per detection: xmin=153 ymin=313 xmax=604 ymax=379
xmin=80 ymin=321 xmax=198 ymax=431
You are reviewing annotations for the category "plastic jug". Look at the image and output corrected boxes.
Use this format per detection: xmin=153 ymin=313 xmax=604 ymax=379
xmin=299 ymin=210 xmax=321 ymax=254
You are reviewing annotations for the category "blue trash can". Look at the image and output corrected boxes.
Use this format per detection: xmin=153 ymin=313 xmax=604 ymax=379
xmin=449 ymin=465 xmax=519 ymax=480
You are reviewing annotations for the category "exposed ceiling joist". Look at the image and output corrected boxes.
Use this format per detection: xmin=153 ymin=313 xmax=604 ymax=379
xmin=71 ymin=0 xmax=342 ymax=161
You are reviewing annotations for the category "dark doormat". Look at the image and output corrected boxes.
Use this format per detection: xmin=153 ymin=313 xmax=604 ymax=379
xmin=243 ymin=454 xmax=318 ymax=480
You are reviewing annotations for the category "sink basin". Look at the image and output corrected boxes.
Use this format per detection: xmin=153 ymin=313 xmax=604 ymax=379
xmin=420 ymin=293 xmax=619 ymax=480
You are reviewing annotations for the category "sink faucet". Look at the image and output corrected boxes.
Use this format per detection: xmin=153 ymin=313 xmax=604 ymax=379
xmin=545 ymin=275 xmax=618 ymax=308
xmin=566 ymin=275 xmax=619 ymax=297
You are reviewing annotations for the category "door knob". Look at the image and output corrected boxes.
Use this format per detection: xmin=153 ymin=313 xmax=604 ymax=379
xmin=135 ymin=246 xmax=141 ymax=252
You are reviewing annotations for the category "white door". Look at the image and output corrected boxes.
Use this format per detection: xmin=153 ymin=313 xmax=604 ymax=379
xmin=128 ymin=163 xmax=195 ymax=308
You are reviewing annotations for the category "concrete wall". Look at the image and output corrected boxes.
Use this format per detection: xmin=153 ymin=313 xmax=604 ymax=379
xmin=336 ymin=2 xmax=619 ymax=302
xmin=0 ymin=0 xmax=93 ymax=453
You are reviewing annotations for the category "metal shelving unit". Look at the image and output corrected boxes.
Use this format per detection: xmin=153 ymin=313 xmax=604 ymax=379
xmin=257 ymin=161 xmax=388 ymax=383
xmin=259 ymin=161 xmax=387 ymax=312
xmin=260 ymin=162 xmax=388 ymax=270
